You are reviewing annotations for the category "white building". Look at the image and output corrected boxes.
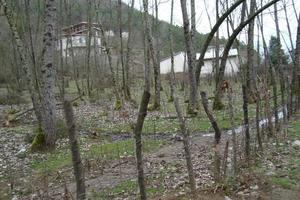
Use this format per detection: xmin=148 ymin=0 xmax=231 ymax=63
xmin=160 ymin=46 xmax=242 ymax=76
xmin=58 ymin=22 xmax=103 ymax=57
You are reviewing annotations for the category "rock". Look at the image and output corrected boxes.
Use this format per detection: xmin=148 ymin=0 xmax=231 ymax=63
xmin=16 ymin=147 xmax=27 ymax=159
xmin=172 ymin=134 xmax=183 ymax=141
xmin=292 ymin=140 xmax=300 ymax=148
xmin=250 ymin=185 xmax=259 ymax=190
xmin=266 ymin=171 xmax=275 ymax=176
xmin=224 ymin=196 xmax=232 ymax=200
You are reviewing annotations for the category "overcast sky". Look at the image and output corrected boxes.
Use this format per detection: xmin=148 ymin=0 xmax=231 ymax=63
xmin=122 ymin=0 xmax=299 ymax=53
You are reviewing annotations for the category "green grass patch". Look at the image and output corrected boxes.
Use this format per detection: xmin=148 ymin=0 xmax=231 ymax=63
xmin=271 ymin=177 xmax=297 ymax=189
xmin=90 ymin=177 xmax=165 ymax=199
xmin=288 ymin=121 xmax=300 ymax=139
xmin=288 ymin=159 xmax=300 ymax=182
xmin=30 ymin=139 xmax=165 ymax=171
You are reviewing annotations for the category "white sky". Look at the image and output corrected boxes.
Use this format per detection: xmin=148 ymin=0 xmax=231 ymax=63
xmin=122 ymin=0 xmax=299 ymax=53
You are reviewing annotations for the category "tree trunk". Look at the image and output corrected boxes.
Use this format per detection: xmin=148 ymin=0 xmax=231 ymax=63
xmin=1 ymin=0 xmax=43 ymax=127
xmin=40 ymin=0 xmax=57 ymax=149
xmin=213 ymin=0 xmax=280 ymax=110
xmin=124 ymin=0 xmax=135 ymax=101
xmin=246 ymin=0 xmax=257 ymax=104
xmin=292 ymin=11 xmax=300 ymax=110
xmin=132 ymin=1 xmax=155 ymax=199
xmin=118 ymin=0 xmax=128 ymax=100
xmin=227 ymin=87 xmax=237 ymax=176
xmin=242 ymin=85 xmax=250 ymax=160
xmin=95 ymin=8 xmax=121 ymax=102
xmin=195 ymin=0 xmax=246 ymax=86
xmin=86 ymin=0 xmax=92 ymax=97
xmin=153 ymin=0 xmax=161 ymax=109
xmin=201 ymin=91 xmax=222 ymax=182
xmin=63 ymin=101 xmax=86 ymax=200
xmin=274 ymin=2 xmax=287 ymax=131
xmin=180 ymin=0 xmax=198 ymax=114
xmin=257 ymin=1 xmax=273 ymax=137
xmin=169 ymin=0 xmax=196 ymax=194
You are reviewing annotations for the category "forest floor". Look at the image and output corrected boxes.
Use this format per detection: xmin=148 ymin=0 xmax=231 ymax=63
xmin=0 ymin=97 xmax=300 ymax=199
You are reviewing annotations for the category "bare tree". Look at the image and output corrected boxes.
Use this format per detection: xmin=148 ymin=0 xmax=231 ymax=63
xmin=180 ymin=0 xmax=198 ymax=114
xmin=195 ymin=0 xmax=246 ymax=86
xmin=213 ymin=0 xmax=280 ymax=110
xmin=1 ymin=0 xmax=42 ymax=127
xmin=153 ymin=0 xmax=161 ymax=109
xmin=227 ymin=87 xmax=237 ymax=176
xmin=292 ymin=10 xmax=300 ymax=109
xmin=274 ymin=2 xmax=287 ymax=131
xmin=246 ymin=0 xmax=257 ymax=104
xmin=63 ymin=100 xmax=86 ymax=200
xmin=169 ymin=0 xmax=196 ymax=194
xmin=124 ymin=0 xmax=136 ymax=101
xmin=132 ymin=1 xmax=153 ymax=199
xmin=95 ymin=2 xmax=121 ymax=103
xmin=201 ymin=91 xmax=222 ymax=182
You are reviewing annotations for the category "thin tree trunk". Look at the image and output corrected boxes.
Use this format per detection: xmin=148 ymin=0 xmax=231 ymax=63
xmin=142 ymin=0 xmax=160 ymax=110
xmin=214 ymin=0 xmax=220 ymax=87
xmin=118 ymin=0 xmax=127 ymax=100
xmin=169 ymin=0 xmax=196 ymax=194
xmin=292 ymin=11 xmax=300 ymax=110
xmin=213 ymin=0 xmax=280 ymax=110
xmin=1 ymin=0 xmax=42 ymax=126
xmin=180 ymin=0 xmax=198 ymax=114
xmin=227 ymin=87 xmax=237 ymax=176
xmin=246 ymin=0 xmax=257 ymax=104
xmin=201 ymin=91 xmax=222 ymax=182
xmin=95 ymin=4 xmax=121 ymax=102
xmin=274 ymin=2 xmax=288 ymax=135
xmin=63 ymin=100 xmax=86 ymax=200
xmin=195 ymin=0 xmax=246 ymax=86
xmin=124 ymin=0 xmax=135 ymax=100
xmin=153 ymin=0 xmax=161 ymax=109
xmin=242 ymin=85 xmax=250 ymax=160
xmin=257 ymin=8 xmax=275 ymax=138
xmin=132 ymin=1 xmax=154 ymax=199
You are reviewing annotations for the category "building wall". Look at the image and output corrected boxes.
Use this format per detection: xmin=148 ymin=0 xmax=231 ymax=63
xmin=58 ymin=35 xmax=102 ymax=57
xmin=160 ymin=52 xmax=240 ymax=76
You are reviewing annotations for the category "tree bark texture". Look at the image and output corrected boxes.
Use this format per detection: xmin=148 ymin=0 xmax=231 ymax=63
xmin=40 ymin=0 xmax=57 ymax=148
xmin=180 ymin=0 xmax=198 ymax=113
xmin=63 ymin=100 xmax=86 ymax=200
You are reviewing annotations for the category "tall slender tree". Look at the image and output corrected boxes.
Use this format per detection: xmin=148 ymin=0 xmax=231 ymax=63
xmin=180 ymin=0 xmax=198 ymax=114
